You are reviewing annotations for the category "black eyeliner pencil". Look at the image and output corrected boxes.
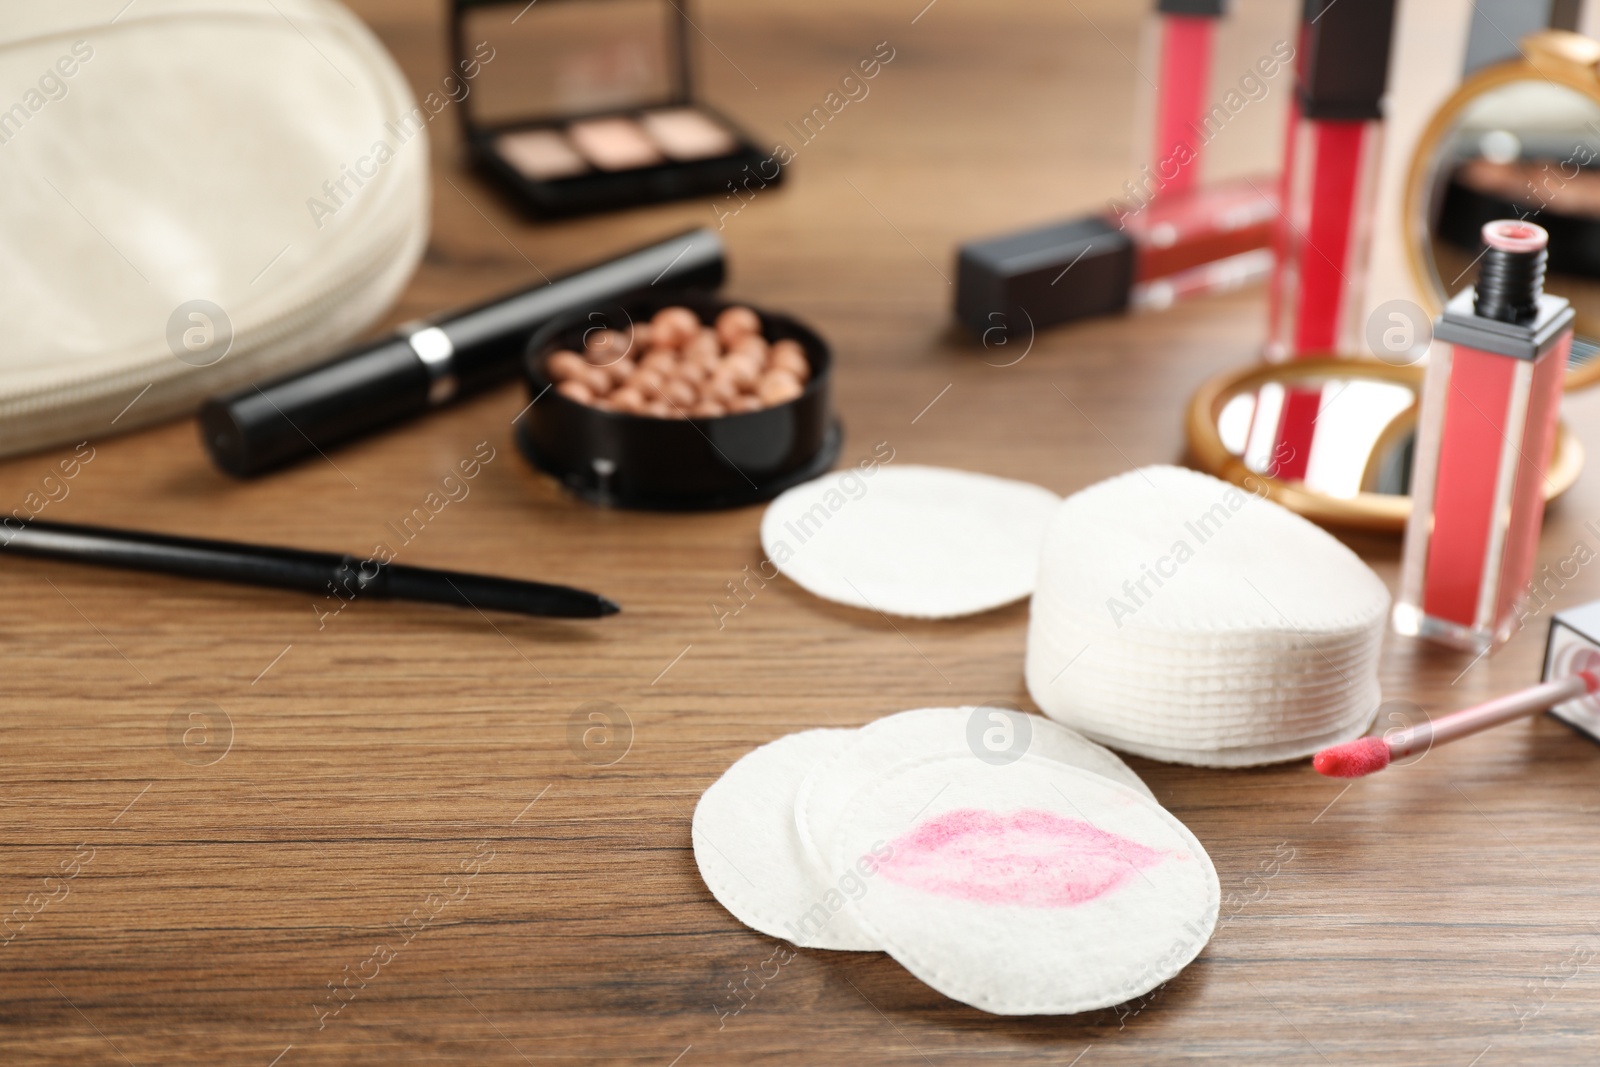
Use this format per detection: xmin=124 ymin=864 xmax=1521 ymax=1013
xmin=1 ymin=519 xmax=619 ymax=619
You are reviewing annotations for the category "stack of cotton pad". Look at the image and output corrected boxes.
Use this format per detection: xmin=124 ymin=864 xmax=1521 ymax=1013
xmin=692 ymin=708 xmax=1220 ymax=1015
xmin=1025 ymin=466 xmax=1390 ymax=767
xmin=760 ymin=465 xmax=1061 ymax=618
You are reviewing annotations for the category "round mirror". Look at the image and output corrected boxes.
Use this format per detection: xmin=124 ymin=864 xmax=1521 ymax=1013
xmin=1406 ymin=30 xmax=1600 ymax=390
xmin=1186 ymin=357 xmax=1583 ymax=532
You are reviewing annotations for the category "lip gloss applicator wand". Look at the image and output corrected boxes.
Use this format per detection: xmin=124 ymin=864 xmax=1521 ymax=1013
xmin=1313 ymin=672 xmax=1600 ymax=778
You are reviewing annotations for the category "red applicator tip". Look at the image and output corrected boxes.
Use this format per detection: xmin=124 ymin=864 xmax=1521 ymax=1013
xmin=1312 ymin=736 xmax=1391 ymax=778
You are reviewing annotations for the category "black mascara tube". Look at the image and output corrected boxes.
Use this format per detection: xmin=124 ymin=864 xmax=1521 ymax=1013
xmin=199 ymin=227 xmax=725 ymax=476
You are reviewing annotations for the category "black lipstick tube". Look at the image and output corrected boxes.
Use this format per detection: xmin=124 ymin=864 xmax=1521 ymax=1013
xmin=199 ymin=228 xmax=725 ymax=477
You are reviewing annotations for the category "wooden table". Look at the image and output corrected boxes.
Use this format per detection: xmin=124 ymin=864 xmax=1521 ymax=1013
xmin=7 ymin=1 xmax=1600 ymax=1063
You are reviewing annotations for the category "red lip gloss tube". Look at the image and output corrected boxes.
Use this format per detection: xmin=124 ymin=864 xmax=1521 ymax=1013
xmin=1264 ymin=0 xmax=1398 ymax=480
xmin=1266 ymin=0 xmax=1396 ymax=359
xmin=1121 ymin=175 xmax=1278 ymax=309
xmin=954 ymin=177 xmax=1278 ymax=334
xmin=1395 ymin=221 xmax=1575 ymax=652
xmin=1140 ymin=0 xmax=1227 ymax=198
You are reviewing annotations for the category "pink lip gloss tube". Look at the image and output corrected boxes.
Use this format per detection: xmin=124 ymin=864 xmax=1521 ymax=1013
xmin=1264 ymin=0 xmax=1398 ymax=481
xmin=1141 ymin=0 xmax=1226 ymax=198
xmin=1395 ymin=221 xmax=1576 ymax=652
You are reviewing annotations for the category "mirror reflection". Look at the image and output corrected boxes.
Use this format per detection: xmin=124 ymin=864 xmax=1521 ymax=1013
xmin=1419 ymin=78 xmax=1600 ymax=367
xmin=1187 ymin=359 xmax=1581 ymax=532
xmin=1217 ymin=376 xmax=1417 ymax=499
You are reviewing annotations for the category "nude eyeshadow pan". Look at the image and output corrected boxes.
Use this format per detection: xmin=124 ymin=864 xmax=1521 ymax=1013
xmin=567 ymin=117 xmax=664 ymax=171
xmin=641 ymin=107 xmax=738 ymax=161
xmin=495 ymin=129 xmax=588 ymax=180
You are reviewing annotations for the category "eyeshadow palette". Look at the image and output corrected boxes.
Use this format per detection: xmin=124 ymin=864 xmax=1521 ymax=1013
xmin=453 ymin=0 xmax=779 ymax=218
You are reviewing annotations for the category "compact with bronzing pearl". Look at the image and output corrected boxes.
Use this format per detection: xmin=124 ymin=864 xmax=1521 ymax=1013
xmin=517 ymin=293 xmax=840 ymax=510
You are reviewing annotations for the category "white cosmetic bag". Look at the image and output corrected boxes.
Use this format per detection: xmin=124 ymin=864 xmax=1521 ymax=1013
xmin=0 ymin=0 xmax=429 ymax=456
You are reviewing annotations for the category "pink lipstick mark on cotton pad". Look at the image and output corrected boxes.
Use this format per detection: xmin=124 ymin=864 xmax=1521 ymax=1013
xmin=876 ymin=808 xmax=1170 ymax=908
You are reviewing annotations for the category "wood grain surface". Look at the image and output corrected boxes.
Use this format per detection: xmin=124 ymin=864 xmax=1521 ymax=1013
xmin=6 ymin=1 xmax=1600 ymax=1064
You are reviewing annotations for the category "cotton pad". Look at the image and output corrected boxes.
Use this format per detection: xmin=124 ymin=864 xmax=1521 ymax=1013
xmin=760 ymin=465 xmax=1060 ymax=618
xmin=692 ymin=729 xmax=876 ymax=951
xmin=827 ymin=752 xmax=1218 ymax=1015
xmin=1034 ymin=466 xmax=1389 ymax=635
xmin=796 ymin=706 xmax=1152 ymax=875
xmin=1026 ymin=465 xmax=1389 ymax=766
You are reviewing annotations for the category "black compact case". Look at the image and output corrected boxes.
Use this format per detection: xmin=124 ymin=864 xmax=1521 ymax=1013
xmin=452 ymin=0 xmax=779 ymax=218
xmin=517 ymin=293 xmax=840 ymax=509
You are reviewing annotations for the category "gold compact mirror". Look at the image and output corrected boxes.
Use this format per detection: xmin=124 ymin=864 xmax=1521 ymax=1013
xmin=1406 ymin=29 xmax=1600 ymax=390
xmin=1186 ymin=358 xmax=1582 ymax=532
